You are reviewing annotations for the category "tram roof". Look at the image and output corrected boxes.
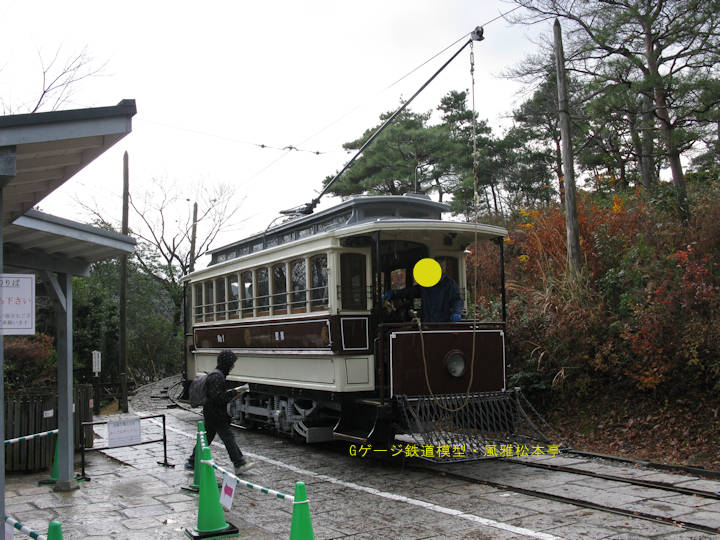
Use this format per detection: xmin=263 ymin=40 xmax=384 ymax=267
xmin=206 ymin=194 xmax=505 ymax=268
xmin=334 ymin=219 xmax=507 ymax=245
xmin=185 ymin=196 xmax=507 ymax=281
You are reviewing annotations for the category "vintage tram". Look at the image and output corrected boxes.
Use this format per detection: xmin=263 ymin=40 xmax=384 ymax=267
xmin=183 ymin=194 xmax=544 ymax=458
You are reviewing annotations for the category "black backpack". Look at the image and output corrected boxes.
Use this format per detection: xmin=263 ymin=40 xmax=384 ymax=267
xmin=188 ymin=369 xmax=221 ymax=407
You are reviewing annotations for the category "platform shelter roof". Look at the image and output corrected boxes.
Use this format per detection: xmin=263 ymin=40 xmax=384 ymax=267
xmin=0 ymin=100 xmax=137 ymax=273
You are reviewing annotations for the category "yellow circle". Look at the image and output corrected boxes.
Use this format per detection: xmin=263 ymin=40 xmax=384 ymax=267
xmin=413 ymin=258 xmax=442 ymax=287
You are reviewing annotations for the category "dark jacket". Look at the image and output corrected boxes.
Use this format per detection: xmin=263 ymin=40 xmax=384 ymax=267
xmin=203 ymin=368 xmax=234 ymax=424
xmin=396 ymin=275 xmax=463 ymax=322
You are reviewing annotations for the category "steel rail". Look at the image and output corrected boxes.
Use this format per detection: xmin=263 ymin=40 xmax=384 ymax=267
xmin=563 ymin=448 xmax=720 ymax=480
xmin=410 ymin=461 xmax=720 ymax=536
xmin=502 ymin=457 xmax=720 ymax=500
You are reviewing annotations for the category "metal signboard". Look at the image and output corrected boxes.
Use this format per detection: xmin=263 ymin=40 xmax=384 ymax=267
xmin=107 ymin=417 xmax=142 ymax=448
xmin=92 ymin=350 xmax=102 ymax=374
xmin=0 ymin=274 xmax=35 ymax=335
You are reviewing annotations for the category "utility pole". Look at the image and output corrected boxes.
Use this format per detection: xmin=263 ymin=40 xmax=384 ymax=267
xmin=553 ymin=19 xmax=582 ymax=274
xmin=183 ymin=202 xmax=198 ymax=391
xmin=119 ymin=151 xmax=129 ymax=412
xmin=189 ymin=202 xmax=198 ymax=273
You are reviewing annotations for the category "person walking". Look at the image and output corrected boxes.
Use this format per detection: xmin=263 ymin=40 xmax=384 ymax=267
xmin=186 ymin=349 xmax=253 ymax=474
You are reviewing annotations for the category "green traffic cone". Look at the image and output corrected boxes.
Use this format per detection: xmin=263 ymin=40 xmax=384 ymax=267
xmin=289 ymin=481 xmax=315 ymax=540
xmin=182 ymin=422 xmax=205 ymax=493
xmin=47 ymin=520 xmax=63 ymax=540
xmin=39 ymin=437 xmax=59 ymax=485
xmin=183 ymin=446 xmax=239 ymax=539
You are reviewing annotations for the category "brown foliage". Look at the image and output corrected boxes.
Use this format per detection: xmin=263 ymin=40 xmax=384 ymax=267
xmin=3 ymin=333 xmax=55 ymax=389
xmin=497 ymin=184 xmax=720 ymax=395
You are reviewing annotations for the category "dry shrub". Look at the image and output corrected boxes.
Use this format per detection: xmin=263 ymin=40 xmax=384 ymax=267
xmin=495 ymin=184 xmax=720 ymax=396
xmin=4 ymin=333 xmax=56 ymax=389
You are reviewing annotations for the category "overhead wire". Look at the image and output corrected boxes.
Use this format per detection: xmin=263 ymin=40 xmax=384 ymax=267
xmin=249 ymin=4 xmax=524 ymax=185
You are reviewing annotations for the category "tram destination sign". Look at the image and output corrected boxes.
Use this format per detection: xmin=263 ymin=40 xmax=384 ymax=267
xmin=0 ymin=273 xmax=35 ymax=335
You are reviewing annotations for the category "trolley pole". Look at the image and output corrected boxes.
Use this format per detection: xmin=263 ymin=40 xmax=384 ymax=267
xmin=119 ymin=151 xmax=129 ymax=412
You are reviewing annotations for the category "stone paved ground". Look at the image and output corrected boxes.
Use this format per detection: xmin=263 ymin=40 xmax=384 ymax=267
xmin=4 ymin=376 xmax=720 ymax=539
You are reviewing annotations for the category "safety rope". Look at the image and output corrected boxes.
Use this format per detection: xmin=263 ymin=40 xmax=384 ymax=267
xmin=4 ymin=515 xmax=47 ymax=540
xmin=200 ymin=459 xmax=294 ymax=504
xmin=417 ymin=41 xmax=480 ymax=413
xmin=5 ymin=429 xmax=58 ymax=445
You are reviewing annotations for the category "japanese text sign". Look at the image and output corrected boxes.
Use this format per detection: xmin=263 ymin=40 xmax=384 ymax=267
xmin=107 ymin=417 xmax=142 ymax=448
xmin=0 ymin=273 xmax=35 ymax=335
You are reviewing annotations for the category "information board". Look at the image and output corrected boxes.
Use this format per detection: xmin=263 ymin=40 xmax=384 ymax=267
xmin=107 ymin=417 xmax=142 ymax=448
xmin=0 ymin=274 xmax=35 ymax=335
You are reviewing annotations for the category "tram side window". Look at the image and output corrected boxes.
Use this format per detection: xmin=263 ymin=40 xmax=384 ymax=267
xmin=241 ymin=271 xmax=253 ymax=317
xmin=194 ymin=283 xmax=204 ymax=322
xmin=272 ymin=263 xmax=287 ymax=314
xmin=204 ymin=281 xmax=214 ymax=321
xmin=228 ymin=274 xmax=239 ymax=318
xmin=215 ymin=277 xmax=226 ymax=320
xmin=290 ymin=259 xmax=307 ymax=313
xmin=310 ymin=254 xmax=328 ymax=310
xmin=256 ymin=267 xmax=270 ymax=315
xmin=340 ymin=253 xmax=366 ymax=310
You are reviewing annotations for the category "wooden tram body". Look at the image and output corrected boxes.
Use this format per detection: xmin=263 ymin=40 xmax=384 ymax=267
xmin=183 ymin=194 xmax=509 ymax=447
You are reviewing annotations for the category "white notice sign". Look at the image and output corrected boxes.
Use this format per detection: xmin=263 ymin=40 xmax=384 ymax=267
xmin=219 ymin=473 xmax=237 ymax=510
xmin=0 ymin=274 xmax=35 ymax=335
xmin=107 ymin=418 xmax=142 ymax=448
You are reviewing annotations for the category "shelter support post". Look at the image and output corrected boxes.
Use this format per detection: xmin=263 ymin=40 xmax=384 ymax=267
xmin=0 ymin=180 xmax=7 ymax=522
xmin=49 ymin=271 xmax=78 ymax=491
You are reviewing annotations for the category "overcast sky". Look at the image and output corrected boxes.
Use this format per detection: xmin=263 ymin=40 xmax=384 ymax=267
xmin=1 ymin=0 xmax=547 ymax=257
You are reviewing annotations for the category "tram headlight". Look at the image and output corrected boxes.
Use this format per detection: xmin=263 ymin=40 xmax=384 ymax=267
xmin=444 ymin=349 xmax=466 ymax=378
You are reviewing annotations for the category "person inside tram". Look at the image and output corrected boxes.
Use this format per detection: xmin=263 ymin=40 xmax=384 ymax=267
xmin=382 ymin=257 xmax=463 ymax=322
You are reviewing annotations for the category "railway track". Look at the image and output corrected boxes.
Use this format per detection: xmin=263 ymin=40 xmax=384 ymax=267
xmin=159 ymin=378 xmax=720 ymax=536
xmin=563 ymin=448 xmax=720 ymax=481
xmin=504 ymin=456 xmax=720 ymax=500
xmin=411 ymin=457 xmax=720 ymax=536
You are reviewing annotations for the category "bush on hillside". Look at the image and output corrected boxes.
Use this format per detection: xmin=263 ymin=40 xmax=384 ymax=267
xmin=484 ymin=180 xmax=720 ymax=399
